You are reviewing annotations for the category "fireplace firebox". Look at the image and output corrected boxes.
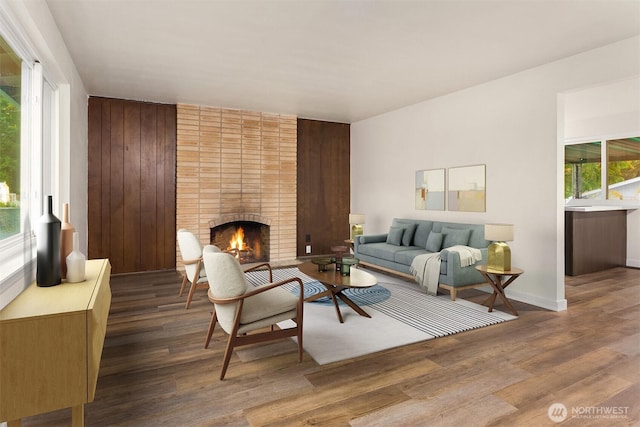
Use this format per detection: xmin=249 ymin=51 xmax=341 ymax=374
xmin=210 ymin=220 xmax=269 ymax=264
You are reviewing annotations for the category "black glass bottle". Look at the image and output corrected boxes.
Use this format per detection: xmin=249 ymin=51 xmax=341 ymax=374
xmin=37 ymin=195 xmax=61 ymax=287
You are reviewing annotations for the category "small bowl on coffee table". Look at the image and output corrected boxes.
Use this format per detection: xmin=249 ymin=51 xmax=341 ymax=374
xmin=311 ymin=258 xmax=333 ymax=272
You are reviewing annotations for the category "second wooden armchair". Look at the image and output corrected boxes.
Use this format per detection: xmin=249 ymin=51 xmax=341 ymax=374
xmin=202 ymin=246 xmax=305 ymax=380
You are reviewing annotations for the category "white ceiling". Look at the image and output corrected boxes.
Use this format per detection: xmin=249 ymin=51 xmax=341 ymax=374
xmin=45 ymin=0 xmax=640 ymax=123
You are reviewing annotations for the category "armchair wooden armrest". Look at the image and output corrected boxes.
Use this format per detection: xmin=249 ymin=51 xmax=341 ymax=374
xmin=209 ymin=277 xmax=304 ymax=304
xmin=181 ymin=257 xmax=203 ymax=265
xmin=242 ymin=262 xmax=273 ymax=282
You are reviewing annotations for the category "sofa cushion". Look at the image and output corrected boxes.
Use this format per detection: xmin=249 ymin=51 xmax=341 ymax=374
xmin=386 ymin=226 xmax=404 ymax=245
xmin=394 ymin=247 xmax=429 ymax=266
xmin=401 ymin=223 xmax=417 ymax=246
xmin=435 ymin=221 xmax=488 ymax=249
xmin=426 ymin=231 xmax=443 ymax=252
xmin=413 ymin=222 xmax=433 ymax=248
xmin=360 ymin=234 xmax=387 ymax=244
xmin=442 ymin=227 xmax=471 ymax=248
xmin=357 ymin=242 xmax=407 ymax=262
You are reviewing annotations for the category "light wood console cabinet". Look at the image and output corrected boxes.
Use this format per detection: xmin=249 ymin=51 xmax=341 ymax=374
xmin=0 ymin=259 xmax=111 ymax=426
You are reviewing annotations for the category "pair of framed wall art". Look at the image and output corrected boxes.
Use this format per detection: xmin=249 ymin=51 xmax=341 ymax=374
xmin=415 ymin=164 xmax=485 ymax=212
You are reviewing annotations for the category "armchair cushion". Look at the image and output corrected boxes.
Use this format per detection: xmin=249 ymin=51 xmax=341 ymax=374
xmin=240 ymin=284 xmax=298 ymax=325
xmin=205 ymin=248 xmax=247 ymax=299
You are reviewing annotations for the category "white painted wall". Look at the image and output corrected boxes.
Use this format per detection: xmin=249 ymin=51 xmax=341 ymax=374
xmin=351 ymin=36 xmax=640 ymax=311
xmin=628 ymin=210 xmax=640 ymax=268
xmin=564 ymin=77 xmax=640 ymax=141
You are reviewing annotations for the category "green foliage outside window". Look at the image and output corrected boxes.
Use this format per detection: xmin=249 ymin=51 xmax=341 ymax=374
xmin=608 ymin=160 xmax=640 ymax=185
xmin=564 ymin=162 xmax=601 ymax=199
xmin=0 ymin=92 xmax=20 ymax=196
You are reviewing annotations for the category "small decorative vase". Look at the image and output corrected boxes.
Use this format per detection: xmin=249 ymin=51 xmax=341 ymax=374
xmin=60 ymin=203 xmax=75 ymax=279
xmin=340 ymin=257 xmax=359 ymax=276
xmin=332 ymin=245 xmax=348 ymax=272
xmin=66 ymin=231 xmax=86 ymax=283
xmin=37 ymin=195 xmax=61 ymax=287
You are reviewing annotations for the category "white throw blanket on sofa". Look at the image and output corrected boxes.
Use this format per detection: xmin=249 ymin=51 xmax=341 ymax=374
xmin=446 ymin=245 xmax=483 ymax=267
xmin=410 ymin=246 xmax=482 ymax=295
xmin=410 ymin=252 xmax=441 ymax=295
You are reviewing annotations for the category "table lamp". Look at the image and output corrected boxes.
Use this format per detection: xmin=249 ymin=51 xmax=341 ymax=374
xmin=349 ymin=213 xmax=365 ymax=241
xmin=485 ymin=223 xmax=514 ymax=272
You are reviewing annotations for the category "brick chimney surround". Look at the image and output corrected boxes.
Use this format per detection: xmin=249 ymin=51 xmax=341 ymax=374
xmin=176 ymin=104 xmax=297 ymax=269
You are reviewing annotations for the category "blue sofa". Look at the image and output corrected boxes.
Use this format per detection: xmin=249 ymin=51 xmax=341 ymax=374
xmin=354 ymin=218 xmax=490 ymax=300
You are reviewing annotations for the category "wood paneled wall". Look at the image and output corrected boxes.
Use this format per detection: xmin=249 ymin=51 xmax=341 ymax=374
xmin=88 ymin=97 xmax=176 ymax=274
xmin=297 ymin=119 xmax=350 ymax=256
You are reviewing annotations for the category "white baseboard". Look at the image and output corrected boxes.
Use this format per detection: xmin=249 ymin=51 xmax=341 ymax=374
xmin=475 ymin=285 xmax=568 ymax=312
xmin=627 ymin=258 xmax=640 ymax=268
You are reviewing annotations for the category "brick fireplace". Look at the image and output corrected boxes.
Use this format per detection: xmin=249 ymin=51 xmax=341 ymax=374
xmin=176 ymin=104 xmax=297 ymax=269
xmin=210 ymin=214 xmax=270 ymax=264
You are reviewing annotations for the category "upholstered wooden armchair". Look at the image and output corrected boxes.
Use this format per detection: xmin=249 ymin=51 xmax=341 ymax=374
xmin=177 ymin=229 xmax=219 ymax=309
xmin=202 ymin=246 xmax=304 ymax=380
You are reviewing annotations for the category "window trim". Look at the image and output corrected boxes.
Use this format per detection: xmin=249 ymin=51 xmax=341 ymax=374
xmin=0 ymin=3 xmax=59 ymax=308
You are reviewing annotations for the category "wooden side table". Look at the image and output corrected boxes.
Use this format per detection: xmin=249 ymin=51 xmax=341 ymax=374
xmin=344 ymin=239 xmax=354 ymax=252
xmin=475 ymin=265 xmax=523 ymax=316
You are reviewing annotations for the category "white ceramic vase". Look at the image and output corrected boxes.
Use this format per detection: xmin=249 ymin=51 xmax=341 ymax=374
xmin=60 ymin=203 xmax=75 ymax=279
xmin=66 ymin=232 xmax=86 ymax=283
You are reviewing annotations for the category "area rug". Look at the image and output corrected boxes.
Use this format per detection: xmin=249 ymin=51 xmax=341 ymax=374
xmin=242 ymin=267 xmax=516 ymax=365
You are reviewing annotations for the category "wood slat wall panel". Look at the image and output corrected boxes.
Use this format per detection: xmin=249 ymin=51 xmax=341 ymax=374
xmin=297 ymin=119 xmax=350 ymax=257
xmin=109 ymin=101 xmax=125 ymax=273
xmin=140 ymin=105 xmax=157 ymax=271
xmin=123 ymin=103 xmax=141 ymax=272
xmin=87 ymin=100 xmax=102 ymax=259
xmin=162 ymin=105 xmax=177 ymax=268
xmin=100 ymin=103 xmax=112 ymax=259
xmin=88 ymin=98 xmax=176 ymax=274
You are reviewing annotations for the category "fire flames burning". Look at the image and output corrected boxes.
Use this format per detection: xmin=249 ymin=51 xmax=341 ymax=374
xmin=229 ymin=227 xmax=247 ymax=251
xmin=216 ymin=224 xmax=264 ymax=263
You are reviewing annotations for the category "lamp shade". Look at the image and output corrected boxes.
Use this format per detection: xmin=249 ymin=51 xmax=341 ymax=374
xmin=349 ymin=213 xmax=365 ymax=224
xmin=485 ymin=224 xmax=514 ymax=242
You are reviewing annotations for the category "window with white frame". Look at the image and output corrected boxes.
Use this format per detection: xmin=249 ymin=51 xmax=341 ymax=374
xmin=564 ymin=137 xmax=640 ymax=203
xmin=0 ymin=9 xmax=59 ymax=294
xmin=0 ymin=35 xmax=22 ymax=241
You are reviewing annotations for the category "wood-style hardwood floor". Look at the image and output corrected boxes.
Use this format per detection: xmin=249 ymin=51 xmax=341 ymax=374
xmin=21 ymin=267 xmax=639 ymax=426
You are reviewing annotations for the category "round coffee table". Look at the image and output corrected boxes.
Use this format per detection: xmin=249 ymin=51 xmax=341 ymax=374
xmin=298 ymin=261 xmax=377 ymax=323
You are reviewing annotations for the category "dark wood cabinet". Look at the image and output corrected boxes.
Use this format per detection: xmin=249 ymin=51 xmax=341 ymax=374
xmin=297 ymin=119 xmax=350 ymax=257
xmin=565 ymin=209 xmax=627 ymax=276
